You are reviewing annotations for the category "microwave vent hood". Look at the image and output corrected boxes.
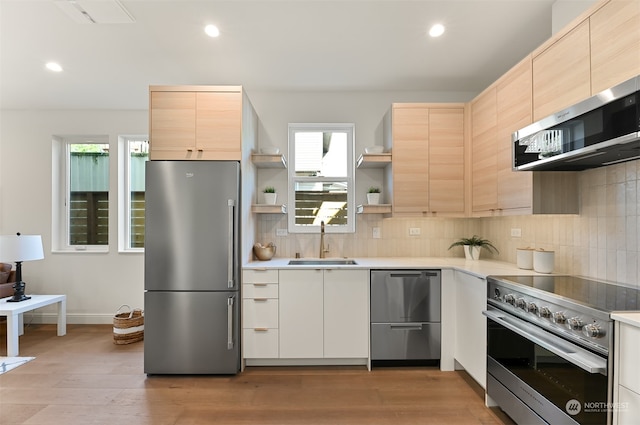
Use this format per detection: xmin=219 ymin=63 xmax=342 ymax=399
xmin=513 ymin=75 xmax=640 ymax=171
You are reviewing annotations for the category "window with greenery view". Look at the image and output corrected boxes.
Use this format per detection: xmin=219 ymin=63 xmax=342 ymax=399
xmin=121 ymin=137 xmax=149 ymax=250
xmin=287 ymin=123 xmax=355 ymax=233
xmin=68 ymin=142 xmax=110 ymax=246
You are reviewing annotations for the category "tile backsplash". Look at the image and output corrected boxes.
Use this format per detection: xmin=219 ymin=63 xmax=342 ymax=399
xmin=256 ymin=159 xmax=639 ymax=287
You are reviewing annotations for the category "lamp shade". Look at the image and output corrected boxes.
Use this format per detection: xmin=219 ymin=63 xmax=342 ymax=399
xmin=0 ymin=235 xmax=44 ymax=262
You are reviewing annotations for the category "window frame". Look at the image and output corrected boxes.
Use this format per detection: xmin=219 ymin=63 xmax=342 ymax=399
xmin=52 ymin=135 xmax=110 ymax=253
xmin=117 ymin=135 xmax=148 ymax=253
xmin=287 ymin=123 xmax=356 ymax=234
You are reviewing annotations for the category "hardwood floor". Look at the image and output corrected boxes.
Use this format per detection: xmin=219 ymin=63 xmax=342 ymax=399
xmin=0 ymin=324 xmax=514 ymax=425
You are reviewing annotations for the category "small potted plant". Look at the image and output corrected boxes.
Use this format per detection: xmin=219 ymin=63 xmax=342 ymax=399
xmin=448 ymin=235 xmax=498 ymax=260
xmin=367 ymin=187 xmax=381 ymax=205
xmin=262 ymin=186 xmax=277 ymax=205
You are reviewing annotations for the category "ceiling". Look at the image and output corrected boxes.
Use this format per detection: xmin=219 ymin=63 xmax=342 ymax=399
xmin=0 ymin=0 xmax=590 ymax=110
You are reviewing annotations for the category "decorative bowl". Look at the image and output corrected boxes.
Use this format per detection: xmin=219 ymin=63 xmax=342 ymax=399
xmin=364 ymin=146 xmax=384 ymax=154
xmin=260 ymin=146 xmax=280 ymax=155
xmin=253 ymin=243 xmax=276 ymax=261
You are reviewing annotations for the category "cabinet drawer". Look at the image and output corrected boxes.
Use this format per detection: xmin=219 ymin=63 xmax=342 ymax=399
xmin=242 ymin=299 xmax=278 ymax=328
xmin=619 ymin=323 xmax=640 ymax=394
xmin=370 ymin=322 xmax=441 ymax=360
xmin=242 ymin=283 xmax=278 ymax=299
xmin=243 ymin=328 xmax=279 ymax=359
xmin=243 ymin=269 xmax=278 ymax=284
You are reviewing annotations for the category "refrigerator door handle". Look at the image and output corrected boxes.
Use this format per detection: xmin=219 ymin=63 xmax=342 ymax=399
xmin=227 ymin=199 xmax=235 ymax=289
xmin=227 ymin=295 xmax=235 ymax=350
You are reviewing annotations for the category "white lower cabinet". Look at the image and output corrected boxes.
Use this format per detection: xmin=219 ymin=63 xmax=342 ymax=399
xmin=453 ymin=270 xmax=487 ymax=389
xmin=279 ymin=268 xmax=369 ymax=359
xmin=242 ymin=269 xmax=279 ymax=359
xmin=243 ymin=267 xmax=369 ymax=363
xmin=279 ymin=269 xmax=324 ymax=358
xmin=614 ymin=319 xmax=640 ymax=424
xmin=323 ymin=269 xmax=369 ymax=358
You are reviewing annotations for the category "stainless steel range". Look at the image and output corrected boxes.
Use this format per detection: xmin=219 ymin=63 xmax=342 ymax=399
xmin=484 ymin=275 xmax=640 ymax=425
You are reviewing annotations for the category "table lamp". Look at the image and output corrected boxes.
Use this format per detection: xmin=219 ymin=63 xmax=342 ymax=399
xmin=0 ymin=233 xmax=44 ymax=302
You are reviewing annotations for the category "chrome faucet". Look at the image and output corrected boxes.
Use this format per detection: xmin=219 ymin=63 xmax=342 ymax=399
xmin=319 ymin=221 xmax=329 ymax=258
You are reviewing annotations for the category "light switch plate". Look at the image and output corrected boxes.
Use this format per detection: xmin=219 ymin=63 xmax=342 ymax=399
xmin=372 ymin=227 xmax=381 ymax=239
xmin=276 ymin=229 xmax=288 ymax=236
xmin=511 ymin=228 xmax=522 ymax=237
xmin=409 ymin=227 xmax=421 ymax=236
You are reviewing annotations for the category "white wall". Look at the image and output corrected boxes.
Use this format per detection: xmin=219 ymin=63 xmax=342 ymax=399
xmin=1 ymin=110 xmax=147 ymax=323
xmin=551 ymin=0 xmax=598 ymax=34
xmin=0 ymin=89 xmax=474 ymax=323
xmin=248 ymin=89 xmax=474 ymax=207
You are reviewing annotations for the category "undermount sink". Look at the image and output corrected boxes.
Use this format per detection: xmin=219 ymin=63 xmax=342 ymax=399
xmin=287 ymin=259 xmax=358 ymax=266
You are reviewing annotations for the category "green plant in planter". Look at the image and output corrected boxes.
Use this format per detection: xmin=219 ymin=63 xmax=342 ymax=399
xmin=263 ymin=186 xmax=276 ymax=193
xmin=368 ymin=187 xmax=380 ymax=193
xmin=448 ymin=235 xmax=499 ymax=254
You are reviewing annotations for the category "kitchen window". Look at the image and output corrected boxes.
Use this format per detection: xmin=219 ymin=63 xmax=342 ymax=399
xmin=287 ymin=123 xmax=355 ymax=233
xmin=52 ymin=135 xmax=110 ymax=252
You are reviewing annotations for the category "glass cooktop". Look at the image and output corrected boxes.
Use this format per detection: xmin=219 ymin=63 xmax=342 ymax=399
xmin=488 ymin=275 xmax=640 ymax=313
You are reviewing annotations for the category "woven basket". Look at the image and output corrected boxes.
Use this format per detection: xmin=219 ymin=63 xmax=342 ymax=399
xmin=113 ymin=304 xmax=144 ymax=345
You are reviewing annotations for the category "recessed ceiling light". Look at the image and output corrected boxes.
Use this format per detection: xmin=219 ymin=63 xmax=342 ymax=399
xmin=46 ymin=62 xmax=63 ymax=72
xmin=204 ymin=24 xmax=220 ymax=38
xmin=429 ymin=24 xmax=445 ymax=38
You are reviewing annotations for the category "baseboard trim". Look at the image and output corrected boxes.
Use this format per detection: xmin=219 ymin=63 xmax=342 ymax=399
xmin=22 ymin=312 xmax=114 ymax=325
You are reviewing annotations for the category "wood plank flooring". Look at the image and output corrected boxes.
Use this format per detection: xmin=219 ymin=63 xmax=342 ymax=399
xmin=0 ymin=324 xmax=514 ymax=425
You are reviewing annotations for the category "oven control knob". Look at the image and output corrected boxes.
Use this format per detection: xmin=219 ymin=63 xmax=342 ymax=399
xmin=527 ymin=302 xmax=538 ymax=314
xmin=539 ymin=306 xmax=552 ymax=318
xmin=504 ymin=294 xmax=516 ymax=305
xmin=567 ymin=317 xmax=583 ymax=330
xmin=494 ymin=288 xmax=501 ymax=300
xmin=516 ymin=298 xmax=527 ymax=309
xmin=553 ymin=312 xmax=567 ymax=324
xmin=583 ymin=323 xmax=603 ymax=338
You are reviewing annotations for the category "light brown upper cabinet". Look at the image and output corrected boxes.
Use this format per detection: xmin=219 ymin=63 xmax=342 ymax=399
xmin=149 ymin=86 xmax=242 ymax=160
xmin=590 ymin=0 xmax=640 ymax=94
xmin=385 ymin=104 xmax=465 ymax=216
xmin=470 ymin=87 xmax=498 ymax=214
xmin=532 ymin=20 xmax=591 ymax=121
xmin=429 ymin=108 xmax=465 ymax=214
xmin=496 ymin=57 xmax=533 ymax=213
xmin=471 ymin=57 xmax=579 ymax=216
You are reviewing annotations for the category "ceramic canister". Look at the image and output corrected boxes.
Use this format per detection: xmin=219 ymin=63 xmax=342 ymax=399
xmin=533 ymin=249 xmax=555 ymax=274
xmin=516 ymin=248 xmax=534 ymax=270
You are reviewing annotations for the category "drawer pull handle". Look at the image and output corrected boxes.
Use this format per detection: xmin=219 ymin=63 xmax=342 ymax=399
xmin=253 ymin=298 xmax=268 ymax=302
xmin=253 ymin=283 xmax=268 ymax=287
xmin=254 ymin=328 xmax=268 ymax=332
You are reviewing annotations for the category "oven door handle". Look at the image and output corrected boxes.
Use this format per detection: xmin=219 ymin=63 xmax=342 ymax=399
xmin=483 ymin=309 xmax=607 ymax=375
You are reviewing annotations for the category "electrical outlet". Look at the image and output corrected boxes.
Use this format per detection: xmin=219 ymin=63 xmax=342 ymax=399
xmin=511 ymin=228 xmax=522 ymax=237
xmin=276 ymin=229 xmax=288 ymax=237
xmin=409 ymin=227 xmax=421 ymax=236
xmin=372 ymin=227 xmax=381 ymax=239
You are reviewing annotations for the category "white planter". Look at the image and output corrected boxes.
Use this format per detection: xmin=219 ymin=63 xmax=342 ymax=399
xmin=464 ymin=245 xmax=481 ymax=260
xmin=262 ymin=192 xmax=277 ymax=205
xmin=367 ymin=193 xmax=381 ymax=205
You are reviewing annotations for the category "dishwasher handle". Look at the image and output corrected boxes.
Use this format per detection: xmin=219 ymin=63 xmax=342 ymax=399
xmin=389 ymin=271 xmax=439 ymax=278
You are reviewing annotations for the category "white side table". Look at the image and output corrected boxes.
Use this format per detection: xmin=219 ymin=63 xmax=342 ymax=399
xmin=0 ymin=294 xmax=66 ymax=356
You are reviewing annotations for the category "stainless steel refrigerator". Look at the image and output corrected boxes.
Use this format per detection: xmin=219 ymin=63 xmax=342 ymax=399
xmin=143 ymin=160 xmax=240 ymax=374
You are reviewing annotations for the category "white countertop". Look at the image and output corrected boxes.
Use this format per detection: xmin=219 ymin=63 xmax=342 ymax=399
xmin=611 ymin=312 xmax=640 ymax=327
xmin=244 ymin=257 xmax=542 ymax=279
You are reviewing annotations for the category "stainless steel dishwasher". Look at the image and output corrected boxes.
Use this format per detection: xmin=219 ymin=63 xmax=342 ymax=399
xmin=370 ymin=270 xmax=441 ymax=364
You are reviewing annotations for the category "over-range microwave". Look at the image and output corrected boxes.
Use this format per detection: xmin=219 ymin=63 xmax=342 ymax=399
xmin=513 ymin=75 xmax=640 ymax=171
